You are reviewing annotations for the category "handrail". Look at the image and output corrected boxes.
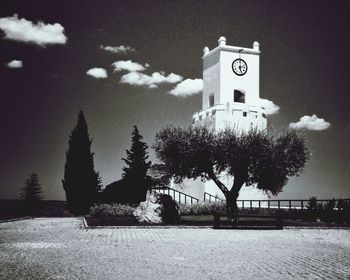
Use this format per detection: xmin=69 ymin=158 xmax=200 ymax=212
xmin=203 ymin=195 xmax=350 ymax=210
xmin=204 ymin=192 xmax=224 ymax=202
xmin=151 ymin=187 xmax=199 ymax=205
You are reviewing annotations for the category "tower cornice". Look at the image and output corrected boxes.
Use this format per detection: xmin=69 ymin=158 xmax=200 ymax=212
xmin=202 ymin=45 xmax=260 ymax=59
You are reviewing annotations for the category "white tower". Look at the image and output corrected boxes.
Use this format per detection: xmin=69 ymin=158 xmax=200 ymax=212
xmin=193 ymin=37 xmax=267 ymax=132
xmin=193 ymin=37 xmax=267 ymax=200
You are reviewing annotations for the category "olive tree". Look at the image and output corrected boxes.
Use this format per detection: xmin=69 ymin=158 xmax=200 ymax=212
xmin=153 ymin=125 xmax=310 ymax=218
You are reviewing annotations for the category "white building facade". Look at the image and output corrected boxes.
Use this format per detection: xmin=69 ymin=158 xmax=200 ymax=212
xmin=174 ymin=37 xmax=267 ymax=201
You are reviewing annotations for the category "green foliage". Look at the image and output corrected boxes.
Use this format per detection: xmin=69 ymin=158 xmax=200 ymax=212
xmin=307 ymin=196 xmax=318 ymax=210
xmin=89 ymin=203 xmax=135 ymax=217
xmin=154 ymin=125 xmax=310 ymax=197
xmin=179 ymin=202 xmax=226 ymax=216
xmin=156 ymin=193 xmax=180 ymax=223
xmin=19 ymin=173 xmax=43 ymax=213
xmin=121 ymin=126 xmax=152 ymax=203
xmin=305 ymin=197 xmax=350 ymax=223
xmin=62 ymin=111 xmax=101 ymax=215
xmin=336 ymin=199 xmax=349 ymax=211
xmin=154 ymin=125 xmax=215 ymax=183
xmin=325 ymin=199 xmax=336 ymax=211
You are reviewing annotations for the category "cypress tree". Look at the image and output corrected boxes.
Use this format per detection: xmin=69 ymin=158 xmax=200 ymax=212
xmin=62 ymin=111 xmax=100 ymax=215
xmin=122 ymin=126 xmax=151 ymax=203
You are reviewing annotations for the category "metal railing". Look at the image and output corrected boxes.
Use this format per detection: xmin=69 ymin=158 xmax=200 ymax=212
xmin=203 ymin=195 xmax=350 ymax=210
xmin=239 ymin=199 xmax=350 ymax=210
xmin=204 ymin=192 xmax=224 ymax=203
xmin=151 ymin=187 xmax=199 ymax=205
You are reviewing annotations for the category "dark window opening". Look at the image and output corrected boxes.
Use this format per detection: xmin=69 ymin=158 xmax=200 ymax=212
xmin=209 ymin=94 xmax=214 ymax=107
xmin=262 ymin=113 xmax=267 ymax=118
xmin=234 ymin=90 xmax=245 ymax=103
xmin=243 ymin=112 xmax=247 ymax=117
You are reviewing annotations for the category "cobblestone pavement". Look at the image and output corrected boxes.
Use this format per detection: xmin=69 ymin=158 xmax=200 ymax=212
xmin=0 ymin=218 xmax=349 ymax=280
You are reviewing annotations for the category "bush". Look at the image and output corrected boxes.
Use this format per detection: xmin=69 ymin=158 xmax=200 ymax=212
xmin=307 ymin=196 xmax=318 ymax=211
xmin=325 ymin=199 xmax=336 ymax=211
xmin=179 ymin=201 xmax=226 ymax=216
xmin=132 ymin=193 xmax=180 ymax=224
xmin=89 ymin=203 xmax=135 ymax=217
xmin=157 ymin=194 xmax=180 ymax=223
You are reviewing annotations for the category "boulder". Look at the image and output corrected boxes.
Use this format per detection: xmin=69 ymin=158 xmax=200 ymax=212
xmin=133 ymin=193 xmax=162 ymax=224
xmin=133 ymin=192 xmax=180 ymax=224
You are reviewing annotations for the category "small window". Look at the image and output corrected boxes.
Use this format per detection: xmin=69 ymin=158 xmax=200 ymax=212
xmin=262 ymin=113 xmax=267 ymax=118
xmin=234 ymin=90 xmax=245 ymax=103
xmin=243 ymin=112 xmax=247 ymax=117
xmin=209 ymin=93 xmax=214 ymax=107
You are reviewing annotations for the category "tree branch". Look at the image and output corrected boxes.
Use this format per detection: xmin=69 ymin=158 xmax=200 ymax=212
xmin=207 ymin=169 xmax=229 ymax=195
xmin=230 ymin=168 xmax=248 ymax=197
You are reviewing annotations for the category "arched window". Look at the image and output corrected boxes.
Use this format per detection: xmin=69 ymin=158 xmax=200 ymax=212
xmin=209 ymin=93 xmax=214 ymax=107
xmin=234 ymin=90 xmax=245 ymax=103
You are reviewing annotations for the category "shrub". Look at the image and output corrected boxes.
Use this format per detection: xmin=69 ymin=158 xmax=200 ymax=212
xmin=156 ymin=194 xmax=180 ymax=224
xmin=89 ymin=203 xmax=135 ymax=217
xmin=307 ymin=196 xmax=318 ymax=211
xmin=179 ymin=201 xmax=226 ymax=216
xmin=325 ymin=199 xmax=336 ymax=211
xmin=337 ymin=199 xmax=344 ymax=210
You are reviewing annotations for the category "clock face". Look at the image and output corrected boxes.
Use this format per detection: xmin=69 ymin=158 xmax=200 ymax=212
xmin=232 ymin=59 xmax=248 ymax=76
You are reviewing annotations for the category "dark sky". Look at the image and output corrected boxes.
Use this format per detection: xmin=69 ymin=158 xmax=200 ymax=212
xmin=1 ymin=0 xmax=349 ymax=200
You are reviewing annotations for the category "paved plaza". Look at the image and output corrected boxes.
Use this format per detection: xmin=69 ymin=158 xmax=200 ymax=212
xmin=0 ymin=218 xmax=349 ymax=279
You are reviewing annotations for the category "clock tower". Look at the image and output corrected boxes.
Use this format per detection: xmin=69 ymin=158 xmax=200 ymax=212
xmin=192 ymin=36 xmax=267 ymax=200
xmin=193 ymin=36 xmax=267 ymax=133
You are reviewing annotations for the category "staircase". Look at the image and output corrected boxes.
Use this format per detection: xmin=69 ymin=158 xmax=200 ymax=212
xmin=151 ymin=187 xmax=199 ymax=205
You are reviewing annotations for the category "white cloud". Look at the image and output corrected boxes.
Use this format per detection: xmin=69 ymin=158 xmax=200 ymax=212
xmin=0 ymin=14 xmax=67 ymax=46
xmin=169 ymin=79 xmax=203 ymax=97
xmin=86 ymin=68 xmax=107 ymax=79
xmin=120 ymin=71 xmax=183 ymax=88
xmin=6 ymin=60 xmax=23 ymax=68
xmin=100 ymin=45 xmax=135 ymax=54
xmin=112 ymin=60 xmax=148 ymax=72
xmin=258 ymin=98 xmax=280 ymax=115
xmin=289 ymin=114 xmax=331 ymax=131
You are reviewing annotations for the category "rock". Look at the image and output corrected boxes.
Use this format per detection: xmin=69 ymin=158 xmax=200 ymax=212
xmin=133 ymin=193 xmax=162 ymax=224
xmin=133 ymin=192 xmax=180 ymax=224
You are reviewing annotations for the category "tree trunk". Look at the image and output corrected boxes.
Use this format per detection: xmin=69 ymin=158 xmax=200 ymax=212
xmin=225 ymin=189 xmax=240 ymax=222
xmin=208 ymin=168 xmax=246 ymax=222
xmin=225 ymin=172 xmax=246 ymax=222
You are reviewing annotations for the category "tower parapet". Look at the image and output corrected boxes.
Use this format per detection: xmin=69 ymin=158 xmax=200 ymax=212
xmin=193 ymin=36 xmax=266 ymax=133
